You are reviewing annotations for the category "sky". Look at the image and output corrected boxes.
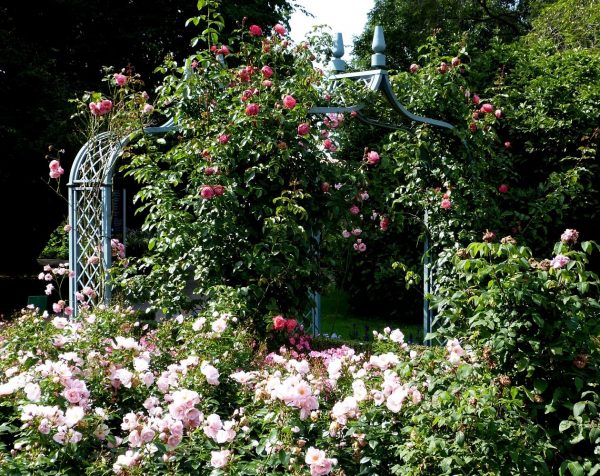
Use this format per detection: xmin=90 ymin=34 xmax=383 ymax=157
xmin=288 ymin=0 xmax=375 ymax=61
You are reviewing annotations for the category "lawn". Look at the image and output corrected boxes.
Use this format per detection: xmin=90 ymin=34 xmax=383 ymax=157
xmin=318 ymin=287 xmax=423 ymax=343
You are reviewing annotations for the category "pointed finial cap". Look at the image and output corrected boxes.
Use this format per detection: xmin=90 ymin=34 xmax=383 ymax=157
xmin=371 ymin=26 xmax=386 ymax=68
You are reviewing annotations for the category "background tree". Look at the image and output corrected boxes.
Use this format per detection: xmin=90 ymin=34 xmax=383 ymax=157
xmin=0 ymin=0 xmax=298 ymax=315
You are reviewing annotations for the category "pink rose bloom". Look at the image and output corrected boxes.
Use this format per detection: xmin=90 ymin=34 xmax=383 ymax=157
xmin=498 ymin=184 xmax=509 ymax=193
xmin=504 ymin=141 xmax=512 ymax=149
xmin=480 ymin=103 xmax=494 ymax=114
xmin=142 ymin=104 xmax=154 ymax=114
xmin=366 ymin=151 xmax=380 ymax=165
xmin=273 ymin=315 xmax=286 ymax=331
xmin=469 ymin=122 xmax=477 ymax=133
xmin=495 ymin=109 xmax=502 ymax=119
xmin=274 ymin=23 xmax=286 ymax=36
xmin=218 ymin=134 xmax=230 ymax=144
xmin=220 ymin=45 xmax=231 ymax=56
xmin=342 ymin=230 xmax=351 ymax=238
xmin=210 ymin=450 xmax=231 ymax=469
xmin=349 ymin=205 xmax=360 ymax=215
xmin=191 ymin=59 xmax=198 ymax=69
xmin=142 ymin=91 xmax=150 ymax=100
xmin=380 ymin=216 xmax=390 ymax=231
xmin=550 ymin=254 xmax=570 ymax=269
xmin=323 ymin=139 xmax=334 ymax=150
xmin=245 ymin=103 xmax=260 ymax=116
xmin=438 ymin=62 xmax=449 ymax=73
xmin=472 ymin=94 xmax=480 ymax=105
xmin=451 ymin=56 xmax=461 ymax=67
xmin=285 ymin=319 xmax=297 ymax=333
xmin=200 ymin=186 xmax=214 ymax=199
xmin=560 ymin=229 xmax=579 ymax=245
xmin=283 ymin=95 xmax=297 ymax=109
xmin=212 ymin=185 xmax=225 ymax=196
xmin=261 ymin=65 xmax=273 ymax=78
xmin=249 ymin=25 xmax=263 ymax=36
xmin=100 ymin=99 xmax=113 ymax=114
xmin=441 ymin=198 xmax=452 ymax=209
xmin=297 ymin=123 xmax=310 ymax=136
xmin=351 ymin=228 xmax=362 ymax=236
xmin=63 ymin=224 xmax=72 ymax=232
xmin=53 ymin=301 xmax=65 ymax=313
xmin=262 ymin=79 xmax=273 ymax=87
xmin=409 ymin=63 xmax=419 ymax=73
xmin=114 ymin=73 xmax=127 ymax=87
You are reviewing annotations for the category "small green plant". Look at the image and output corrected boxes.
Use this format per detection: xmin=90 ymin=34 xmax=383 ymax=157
xmin=38 ymin=220 xmax=69 ymax=259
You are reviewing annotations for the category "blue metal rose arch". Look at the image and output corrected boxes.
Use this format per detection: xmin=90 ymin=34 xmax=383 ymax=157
xmin=68 ymin=26 xmax=469 ymax=342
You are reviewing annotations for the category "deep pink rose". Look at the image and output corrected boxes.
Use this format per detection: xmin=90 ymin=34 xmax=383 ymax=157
xmin=212 ymin=185 xmax=225 ymax=196
xmin=366 ymin=151 xmax=380 ymax=165
xmin=273 ymin=315 xmax=286 ymax=331
xmin=283 ymin=95 xmax=297 ymax=109
xmin=380 ymin=216 xmax=390 ymax=231
xmin=472 ymin=94 xmax=480 ymax=105
xmin=274 ymin=23 xmax=286 ymax=36
xmin=441 ymin=198 xmax=452 ymax=209
xmin=249 ymin=25 xmax=263 ymax=37
xmin=114 ymin=73 xmax=127 ymax=87
xmin=350 ymin=205 xmax=360 ymax=215
xmin=480 ymin=103 xmax=494 ymax=114
xmin=321 ymin=182 xmax=330 ymax=193
xmin=498 ymin=184 xmax=509 ymax=193
xmin=221 ymin=45 xmax=230 ymax=56
xmin=469 ymin=122 xmax=477 ymax=133
xmin=200 ymin=186 xmax=214 ymax=199
xmin=218 ymin=134 xmax=230 ymax=144
xmin=245 ymin=103 xmax=260 ymax=116
xmin=261 ymin=65 xmax=273 ymax=78
xmin=438 ymin=62 xmax=449 ymax=74
xmin=297 ymin=123 xmax=310 ymax=136
xmin=285 ymin=319 xmax=297 ymax=333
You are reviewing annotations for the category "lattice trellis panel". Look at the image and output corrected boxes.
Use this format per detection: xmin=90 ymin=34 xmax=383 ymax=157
xmin=68 ymin=123 xmax=174 ymax=315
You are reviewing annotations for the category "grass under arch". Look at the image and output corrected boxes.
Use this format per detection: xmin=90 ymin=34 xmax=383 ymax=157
xmin=318 ymin=287 xmax=423 ymax=343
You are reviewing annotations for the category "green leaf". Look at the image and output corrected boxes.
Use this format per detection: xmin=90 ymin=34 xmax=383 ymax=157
xmin=567 ymin=461 xmax=584 ymax=476
xmin=573 ymin=401 xmax=587 ymax=417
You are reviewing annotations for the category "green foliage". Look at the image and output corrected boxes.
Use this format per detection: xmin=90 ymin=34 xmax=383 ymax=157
xmin=432 ymin=235 xmax=600 ymax=471
xmin=39 ymin=220 xmax=69 ymax=259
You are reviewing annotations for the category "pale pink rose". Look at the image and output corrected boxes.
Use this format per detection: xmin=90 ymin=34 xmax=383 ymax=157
xmin=550 ymin=254 xmax=570 ymax=269
xmin=210 ymin=449 xmax=231 ymax=468
xmin=349 ymin=205 xmax=360 ymax=215
xmin=495 ymin=109 xmax=502 ymax=119
xmin=451 ymin=56 xmax=461 ymax=67
xmin=282 ymin=95 xmax=297 ymax=109
xmin=24 ymin=383 xmax=41 ymax=402
xmin=342 ymin=230 xmax=351 ymax=238
xmin=201 ymin=362 xmax=220 ymax=385
xmin=409 ymin=63 xmax=419 ymax=73
xmin=63 ymin=223 xmax=71 ymax=233
xmin=211 ymin=318 xmax=227 ymax=334
xmin=262 ymin=79 xmax=273 ymax=87
xmin=305 ymin=447 xmax=326 ymax=466
xmin=351 ymin=228 xmax=362 ymax=236
xmin=560 ymin=229 xmax=579 ymax=244
xmin=143 ymin=104 xmax=154 ymax=114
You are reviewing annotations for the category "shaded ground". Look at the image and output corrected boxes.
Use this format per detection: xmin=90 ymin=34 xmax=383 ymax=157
xmin=0 ymin=274 xmax=44 ymax=318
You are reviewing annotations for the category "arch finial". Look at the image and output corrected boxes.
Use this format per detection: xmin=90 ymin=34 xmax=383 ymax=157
xmin=330 ymin=32 xmax=346 ymax=72
xmin=371 ymin=26 xmax=386 ymax=68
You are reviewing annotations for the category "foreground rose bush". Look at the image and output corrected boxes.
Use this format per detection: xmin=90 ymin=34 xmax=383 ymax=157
xmin=0 ymin=299 xmax=551 ymax=475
